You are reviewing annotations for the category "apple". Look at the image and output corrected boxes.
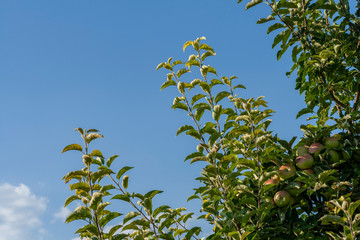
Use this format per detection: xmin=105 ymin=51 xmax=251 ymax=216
xmin=273 ymin=190 xmax=291 ymax=207
xmin=296 ymin=146 xmax=308 ymax=156
xmin=278 ymin=164 xmax=296 ymax=179
xmin=328 ymin=150 xmax=340 ymax=162
xmin=285 ymin=182 xmax=302 ymax=196
xmin=296 ymin=153 xmax=314 ymax=169
xmin=264 ymin=178 xmax=279 ymax=185
xmin=333 ymin=134 xmax=342 ymax=140
xmin=303 ymin=168 xmax=315 ymax=175
xmin=324 ymin=137 xmax=341 ymax=149
xmin=309 ymin=143 xmax=324 ymax=154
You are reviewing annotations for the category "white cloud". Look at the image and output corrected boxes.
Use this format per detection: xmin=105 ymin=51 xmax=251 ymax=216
xmin=53 ymin=206 xmax=72 ymax=222
xmin=0 ymin=183 xmax=48 ymax=240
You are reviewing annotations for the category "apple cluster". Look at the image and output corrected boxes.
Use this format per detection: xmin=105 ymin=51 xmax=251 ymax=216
xmin=264 ymin=134 xmax=347 ymax=207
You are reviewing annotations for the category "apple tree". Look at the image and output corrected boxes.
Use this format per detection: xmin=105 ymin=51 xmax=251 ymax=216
xmin=61 ymin=0 xmax=360 ymax=239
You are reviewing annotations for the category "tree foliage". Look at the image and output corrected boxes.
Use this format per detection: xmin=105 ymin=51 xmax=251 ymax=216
xmin=62 ymin=0 xmax=360 ymax=239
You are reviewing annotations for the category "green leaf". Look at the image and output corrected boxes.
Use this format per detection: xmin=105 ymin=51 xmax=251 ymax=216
xmin=123 ymin=211 xmax=140 ymax=224
xmin=233 ymin=84 xmax=246 ymax=90
xmin=209 ymin=131 xmax=221 ymax=146
xmin=86 ymin=133 xmax=104 ymax=144
xmin=69 ymin=182 xmax=90 ymax=192
xmin=99 ymin=212 xmax=122 ymax=227
xmin=319 ymin=215 xmax=345 ymax=225
xmin=65 ymin=206 xmax=92 ymax=223
xmin=200 ymin=43 xmax=214 ymax=53
xmin=185 ymin=152 xmax=205 ymax=162
xmin=64 ymin=195 xmax=81 ymax=207
xmin=97 ymin=202 xmax=110 ymax=213
xmin=112 ymin=194 xmax=130 ymax=202
xmin=296 ymin=107 xmax=314 ymax=119
xmin=201 ymin=51 xmax=216 ymax=61
xmin=257 ymin=15 xmax=275 ymax=24
xmin=185 ymin=59 xmax=200 ymax=69
xmin=245 ymin=0 xmax=262 ymax=10
xmin=109 ymin=225 xmax=123 ymax=237
xmin=144 ymin=190 xmax=163 ymax=199
xmin=160 ymin=80 xmax=176 ymax=91
xmin=62 ymin=170 xmax=87 ymax=183
xmin=91 ymin=149 xmax=103 ymax=158
xmin=236 ymin=158 xmax=256 ymax=170
xmin=172 ymin=60 xmax=183 ymax=66
xmin=74 ymin=127 xmax=84 ymax=136
xmin=87 ymin=129 xmax=99 ymax=133
xmin=106 ymin=154 xmax=119 ymax=167
xmin=184 ymin=226 xmax=201 ymax=240
xmin=112 ymin=234 xmax=128 ymax=240
xmin=172 ymin=102 xmax=188 ymax=111
xmin=212 ymin=105 xmax=222 ymax=121
xmin=267 ymin=23 xmax=284 ymax=34
xmin=272 ymin=31 xmax=286 ymax=49
xmin=187 ymin=194 xmax=200 ymax=201
xmin=61 ymin=144 xmax=83 ymax=154
xmin=349 ymin=200 xmax=360 ymax=217
xmin=116 ymin=166 xmax=133 ymax=180
xmin=75 ymin=224 xmax=98 ymax=235
xmin=122 ymin=175 xmax=129 ymax=189
xmin=186 ymin=129 xmax=202 ymax=140
xmin=177 ymin=68 xmax=190 ymax=78
xmin=191 ymin=94 xmax=206 ymax=105
xmin=199 ymin=82 xmax=211 ymax=93
xmin=190 ymin=156 xmax=209 ymax=164
xmin=183 ymin=40 xmax=193 ymax=52
xmin=215 ymin=91 xmax=230 ymax=104
xmin=153 ymin=205 xmax=171 ymax=218
xmin=194 ymin=107 xmax=206 ymax=121
xmin=89 ymin=192 xmax=103 ymax=210
xmin=319 ymin=169 xmax=337 ymax=184
xmin=177 ymin=125 xmax=195 ymax=136
xmin=156 ymin=62 xmax=165 ymax=70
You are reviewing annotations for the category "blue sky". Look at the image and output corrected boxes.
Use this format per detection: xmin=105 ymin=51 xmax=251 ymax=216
xmin=0 ymin=1 xmax=307 ymax=239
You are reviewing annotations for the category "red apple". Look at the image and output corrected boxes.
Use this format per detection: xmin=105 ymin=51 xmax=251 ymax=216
xmin=296 ymin=153 xmax=314 ymax=169
xmin=324 ymin=137 xmax=341 ymax=149
xmin=309 ymin=143 xmax=324 ymax=154
xmin=273 ymin=190 xmax=291 ymax=207
xmin=303 ymin=169 xmax=315 ymax=175
xmin=328 ymin=150 xmax=340 ymax=162
xmin=264 ymin=178 xmax=279 ymax=185
xmin=278 ymin=164 xmax=296 ymax=180
xmin=296 ymin=146 xmax=308 ymax=156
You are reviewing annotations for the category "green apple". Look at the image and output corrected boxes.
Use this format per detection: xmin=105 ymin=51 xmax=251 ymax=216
xmin=296 ymin=153 xmax=314 ymax=169
xmin=273 ymin=190 xmax=291 ymax=207
xmin=324 ymin=137 xmax=341 ymax=149
xmin=296 ymin=146 xmax=308 ymax=156
xmin=328 ymin=150 xmax=340 ymax=162
xmin=309 ymin=143 xmax=324 ymax=154
xmin=278 ymin=164 xmax=296 ymax=179
xmin=285 ymin=182 xmax=302 ymax=196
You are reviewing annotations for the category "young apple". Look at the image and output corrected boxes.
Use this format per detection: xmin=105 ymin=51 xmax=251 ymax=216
xmin=274 ymin=190 xmax=291 ymax=207
xmin=278 ymin=164 xmax=296 ymax=180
